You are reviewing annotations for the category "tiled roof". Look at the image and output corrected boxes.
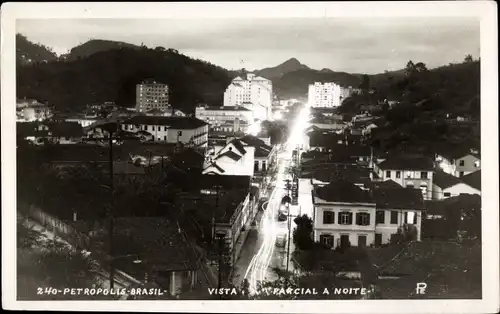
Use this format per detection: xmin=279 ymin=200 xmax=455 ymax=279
xmin=111 ymin=217 xmax=199 ymax=271
xmin=373 ymin=187 xmax=425 ymax=210
xmin=199 ymin=174 xmax=251 ymax=190
xmin=228 ymin=139 xmax=247 ymax=155
xmin=170 ymin=148 xmax=205 ymax=171
xmin=215 ymin=150 xmax=242 ymax=162
xmin=308 ymin=132 xmax=344 ymax=148
xmin=123 ymin=116 xmax=208 ymax=129
xmin=254 ymin=146 xmax=271 ymax=158
xmin=434 ymin=144 xmax=481 ymax=161
xmin=315 ymin=179 xmax=373 ymax=203
xmin=200 ymin=105 xmax=251 ymax=111
xmin=434 ymin=170 xmax=463 ymax=189
xmin=461 ymin=170 xmax=481 ymax=190
xmin=239 ymin=135 xmax=266 ymax=147
xmin=377 ymin=156 xmax=435 ymax=171
xmin=371 ymin=180 xmax=403 ymax=190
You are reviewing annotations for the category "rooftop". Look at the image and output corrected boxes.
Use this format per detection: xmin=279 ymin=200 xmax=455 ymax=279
xmin=373 ymin=187 xmax=425 ymax=210
xmin=123 ymin=116 xmax=208 ymax=129
xmin=434 ymin=170 xmax=463 ymax=189
xmin=461 ymin=170 xmax=481 ymax=190
xmin=197 ymin=105 xmax=251 ymax=112
xmin=377 ymin=156 xmax=435 ymax=171
xmin=314 ymin=179 xmax=374 ymax=204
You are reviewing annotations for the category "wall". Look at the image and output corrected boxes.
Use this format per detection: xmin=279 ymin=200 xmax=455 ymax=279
xmin=454 ymin=154 xmax=480 ymax=177
xmin=374 ymin=209 xmax=422 ymax=244
xmin=374 ymin=166 xmax=434 ymax=200
xmin=313 ymin=204 xmax=376 ymax=248
xmin=432 ymin=183 xmax=481 ymax=200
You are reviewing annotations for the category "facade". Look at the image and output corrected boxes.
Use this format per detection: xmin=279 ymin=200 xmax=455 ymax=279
xmin=436 ymin=150 xmax=481 ymax=178
xmin=223 ymin=73 xmax=272 ymax=120
xmin=135 ymin=80 xmax=169 ymax=113
xmin=372 ymin=187 xmax=424 ymax=244
xmin=312 ymin=179 xmax=377 ymax=248
xmin=195 ymin=105 xmax=254 ymax=133
xmin=432 ymin=170 xmax=481 ymax=200
xmin=121 ymin=116 xmax=209 ymax=147
xmin=239 ymin=135 xmax=277 ymax=174
xmin=373 ymin=156 xmax=435 ymax=200
xmin=203 ymin=139 xmax=255 ymax=177
xmin=308 ymin=82 xmax=342 ymax=108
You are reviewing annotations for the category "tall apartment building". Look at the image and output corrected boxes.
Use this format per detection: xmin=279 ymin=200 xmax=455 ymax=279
xmin=136 ymin=79 xmax=169 ymax=113
xmin=307 ymin=82 xmax=342 ymax=108
xmin=223 ymin=73 xmax=272 ymax=121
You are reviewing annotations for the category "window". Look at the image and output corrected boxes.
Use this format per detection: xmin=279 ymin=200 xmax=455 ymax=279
xmin=262 ymin=161 xmax=267 ymax=172
xmin=164 ymin=126 xmax=168 ymax=131
xmin=323 ymin=211 xmax=335 ymax=224
xmin=320 ymin=234 xmax=334 ymax=248
xmin=459 ymin=160 xmax=465 ymax=166
xmin=444 ymin=192 xmax=451 ymax=197
xmin=386 ymin=170 xmax=391 ymax=178
xmin=396 ymin=171 xmax=401 ymax=178
xmin=406 ymin=181 xmax=414 ymax=188
xmin=375 ymin=234 xmax=382 ymax=246
xmin=152 ymin=126 xmax=155 ymax=131
xmin=356 ymin=213 xmax=370 ymax=226
xmin=163 ymin=136 xmax=167 ymax=141
xmin=338 ymin=212 xmax=352 ymax=225
xmin=254 ymin=161 xmax=259 ymax=172
xmin=390 ymin=211 xmax=398 ymax=224
xmin=459 ymin=171 xmax=464 ymax=177
xmin=178 ymin=131 xmax=183 ymax=136
xmin=376 ymin=211 xmax=385 ymax=224
xmin=420 ymin=172 xmax=428 ymax=179
xmin=358 ymin=235 xmax=367 ymax=247
xmin=405 ymin=171 xmax=415 ymax=179
xmin=474 ymin=160 xmax=480 ymax=168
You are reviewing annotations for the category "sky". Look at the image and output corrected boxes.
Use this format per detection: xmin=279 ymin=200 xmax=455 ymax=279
xmin=17 ymin=17 xmax=480 ymax=74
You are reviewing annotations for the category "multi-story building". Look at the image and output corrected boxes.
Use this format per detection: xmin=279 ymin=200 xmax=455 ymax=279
xmin=308 ymin=82 xmax=342 ymax=108
xmin=135 ymin=79 xmax=169 ymax=112
xmin=372 ymin=186 xmax=425 ymax=244
xmin=312 ymin=179 xmax=376 ymax=248
xmin=373 ymin=156 xmax=435 ymax=200
xmin=195 ymin=105 xmax=254 ymax=133
xmin=121 ymin=116 xmax=209 ymax=147
xmin=223 ymin=73 xmax=272 ymax=121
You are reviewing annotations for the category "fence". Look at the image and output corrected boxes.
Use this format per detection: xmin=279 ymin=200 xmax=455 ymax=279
xmin=26 ymin=205 xmax=91 ymax=250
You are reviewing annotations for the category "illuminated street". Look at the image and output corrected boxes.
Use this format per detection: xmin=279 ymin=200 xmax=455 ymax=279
xmin=238 ymin=105 xmax=310 ymax=294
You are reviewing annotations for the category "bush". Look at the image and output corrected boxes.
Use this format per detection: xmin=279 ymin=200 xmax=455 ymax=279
xmin=390 ymin=224 xmax=418 ymax=245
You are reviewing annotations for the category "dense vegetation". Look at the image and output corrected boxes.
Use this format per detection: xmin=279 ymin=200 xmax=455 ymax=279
xmin=16 ymin=34 xmax=58 ymax=65
xmin=17 ymin=38 xmax=232 ymax=113
xmin=62 ymin=39 xmax=142 ymax=61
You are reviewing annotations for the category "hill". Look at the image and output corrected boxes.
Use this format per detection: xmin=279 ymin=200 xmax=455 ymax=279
xmin=254 ymin=58 xmax=310 ymax=79
xmin=17 ymin=46 xmax=232 ymax=113
xmin=16 ymin=34 xmax=58 ymax=65
xmin=62 ymin=39 xmax=142 ymax=61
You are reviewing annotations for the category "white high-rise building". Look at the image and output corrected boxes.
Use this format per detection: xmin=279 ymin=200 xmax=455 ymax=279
xmin=308 ymin=82 xmax=342 ymax=108
xmin=223 ymin=73 xmax=272 ymax=121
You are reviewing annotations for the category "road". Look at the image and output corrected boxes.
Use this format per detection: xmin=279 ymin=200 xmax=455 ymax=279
xmin=236 ymin=105 xmax=310 ymax=294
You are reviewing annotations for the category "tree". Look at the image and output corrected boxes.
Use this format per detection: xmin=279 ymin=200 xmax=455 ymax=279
xmin=292 ymin=214 xmax=314 ymax=250
xmin=405 ymin=60 xmax=416 ymax=76
xmin=17 ymin=217 xmax=44 ymax=250
xmin=390 ymin=224 xmax=418 ymax=244
xmin=414 ymin=62 xmax=428 ymax=73
xmin=464 ymin=54 xmax=474 ymax=63
xmin=359 ymin=74 xmax=370 ymax=92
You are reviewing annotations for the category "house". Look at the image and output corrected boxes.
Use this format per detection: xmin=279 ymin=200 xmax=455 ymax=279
xmin=202 ymin=139 xmax=255 ymax=177
xmin=312 ymin=179 xmax=376 ymax=248
xmin=177 ymin=180 xmax=254 ymax=263
xmin=460 ymin=170 xmax=481 ymax=192
xmin=432 ymin=170 xmax=481 ymax=200
xmin=373 ymin=156 xmax=435 ymax=200
xmin=372 ymin=186 xmax=425 ymax=245
xmin=308 ymin=116 xmax=347 ymax=131
xmin=121 ymin=116 xmax=209 ymax=147
xmin=435 ymin=146 xmax=481 ymax=177
xmin=239 ymin=135 xmax=277 ymax=173
xmin=195 ymin=105 xmax=254 ymax=133
xmin=17 ymin=121 xmax=84 ymax=145
xmin=105 ymin=217 xmax=201 ymax=297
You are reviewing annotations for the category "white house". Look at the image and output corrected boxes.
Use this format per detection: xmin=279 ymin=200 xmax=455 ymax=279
xmin=312 ymin=179 xmax=377 ymax=248
xmin=435 ymin=148 xmax=481 ymax=178
xmin=195 ymin=105 xmax=254 ymax=133
xmin=372 ymin=186 xmax=425 ymax=244
xmin=121 ymin=116 xmax=209 ymax=147
xmin=373 ymin=156 xmax=435 ymax=200
xmin=203 ymin=139 xmax=255 ymax=177
xmin=238 ymin=135 xmax=277 ymax=173
xmin=223 ymin=73 xmax=272 ymax=121
xmin=432 ymin=170 xmax=481 ymax=200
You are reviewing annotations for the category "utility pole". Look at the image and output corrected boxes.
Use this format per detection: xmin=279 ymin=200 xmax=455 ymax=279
xmin=107 ymin=125 xmax=115 ymax=290
xmin=216 ymin=233 xmax=224 ymax=299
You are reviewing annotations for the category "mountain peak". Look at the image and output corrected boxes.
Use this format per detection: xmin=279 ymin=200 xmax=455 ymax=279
xmin=255 ymin=57 xmax=310 ymax=79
